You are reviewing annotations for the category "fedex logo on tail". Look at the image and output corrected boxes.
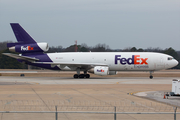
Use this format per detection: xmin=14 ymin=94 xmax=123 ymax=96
xmin=21 ymin=46 xmax=34 ymax=51
xmin=115 ymin=55 xmax=148 ymax=65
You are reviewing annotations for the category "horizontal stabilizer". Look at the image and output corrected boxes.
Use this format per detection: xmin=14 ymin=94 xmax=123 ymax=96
xmin=2 ymin=53 xmax=39 ymax=62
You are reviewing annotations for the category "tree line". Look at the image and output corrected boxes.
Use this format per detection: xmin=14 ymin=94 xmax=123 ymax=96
xmin=0 ymin=41 xmax=179 ymax=69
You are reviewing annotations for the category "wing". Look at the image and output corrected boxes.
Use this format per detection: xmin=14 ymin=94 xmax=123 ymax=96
xmin=3 ymin=53 xmax=107 ymax=70
xmin=2 ymin=53 xmax=39 ymax=62
xmin=34 ymin=62 xmax=108 ymax=70
xmin=34 ymin=62 xmax=107 ymax=66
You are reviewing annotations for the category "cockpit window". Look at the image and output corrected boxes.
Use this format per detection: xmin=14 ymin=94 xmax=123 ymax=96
xmin=168 ymin=57 xmax=173 ymax=60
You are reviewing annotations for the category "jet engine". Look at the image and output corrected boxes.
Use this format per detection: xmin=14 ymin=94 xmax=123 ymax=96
xmin=88 ymin=66 xmax=109 ymax=76
xmin=88 ymin=66 xmax=117 ymax=76
xmin=94 ymin=66 xmax=109 ymax=76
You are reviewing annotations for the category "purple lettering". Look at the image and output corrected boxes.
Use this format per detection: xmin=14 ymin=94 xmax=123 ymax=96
xmin=127 ymin=55 xmax=134 ymax=65
xmin=120 ymin=58 xmax=127 ymax=65
xmin=115 ymin=55 xmax=121 ymax=64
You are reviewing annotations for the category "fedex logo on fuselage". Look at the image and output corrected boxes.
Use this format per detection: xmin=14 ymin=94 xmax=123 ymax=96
xmin=21 ymin=46 xmax=34 ymax=51
xmin=115 ymin=55 xmax=148 ymax=65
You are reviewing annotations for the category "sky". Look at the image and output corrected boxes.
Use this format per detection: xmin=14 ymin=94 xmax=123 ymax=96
xmin=0 ymin=0 xmax=180 ymax=50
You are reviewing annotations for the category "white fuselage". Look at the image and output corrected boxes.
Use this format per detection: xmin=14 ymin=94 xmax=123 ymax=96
xmin=47 ymin=52 xmax=178 ymax=71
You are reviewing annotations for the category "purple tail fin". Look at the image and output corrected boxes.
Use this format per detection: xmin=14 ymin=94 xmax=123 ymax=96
xmin=7 ymin=23 xmax=36 ymax=47
xmin=7 ymin=23 xmax=49 ymax=54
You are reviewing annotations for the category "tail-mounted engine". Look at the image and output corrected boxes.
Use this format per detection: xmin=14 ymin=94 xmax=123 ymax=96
xmin=8 ymin=42 xmax=49 ymax=53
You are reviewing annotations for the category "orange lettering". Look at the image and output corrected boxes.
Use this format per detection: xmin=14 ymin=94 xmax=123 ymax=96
xmin=141 ymin=58 xmax=148 ymax=64
xmin=28 ymin=46 xmax=30 ymax=50
xmin=30 ymin=47 xmax=34 ymax=50
xmin=28 ymin=46 xmax=34 ymax=50
xmin=134 ymin=55 xmax=140 ymax=64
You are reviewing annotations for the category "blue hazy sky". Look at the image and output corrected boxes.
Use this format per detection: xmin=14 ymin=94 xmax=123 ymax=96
xmin=0 ymin=0 xmax=180 ymax=50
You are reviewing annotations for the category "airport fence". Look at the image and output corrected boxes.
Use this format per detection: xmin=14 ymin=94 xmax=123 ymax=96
xmin=0 ymin=100 xmax=180 ymax=120
xmin=0 ymin=106 xmax=179 ymax=120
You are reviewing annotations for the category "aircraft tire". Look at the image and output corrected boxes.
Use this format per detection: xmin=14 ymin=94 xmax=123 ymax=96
xmin=79 ymin=74 xmax=85 ymax=78
xmin=74 ymin=74 xmax=79 ymax=78
xmin=85 ymin=74 xmax=90 ymax=78
xmin=150 ymin=75 xmax=153 ymax=79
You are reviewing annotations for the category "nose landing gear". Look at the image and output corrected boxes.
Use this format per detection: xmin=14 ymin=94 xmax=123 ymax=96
xmin=149 ymin=71 xmax=154 ymax=79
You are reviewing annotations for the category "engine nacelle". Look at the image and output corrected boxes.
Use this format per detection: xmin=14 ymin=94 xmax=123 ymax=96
xmin=9 ymin=42 xmax=49 ymax=53
xmin=94 ymin=66 xmax=109 ymax=76
xmin=108 ymin=71 xmax=117 ymax=75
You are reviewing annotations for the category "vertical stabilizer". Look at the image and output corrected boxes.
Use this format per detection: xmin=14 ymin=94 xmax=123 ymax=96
xmin=10 ymin=23 xmax=36 ymax=44
xmin=7 ymin=23 xmax=49 ymax=54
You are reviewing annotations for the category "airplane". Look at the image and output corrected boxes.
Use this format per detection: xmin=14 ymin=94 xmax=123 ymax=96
xmin=2 ymin=23 xmax=179 ymax=79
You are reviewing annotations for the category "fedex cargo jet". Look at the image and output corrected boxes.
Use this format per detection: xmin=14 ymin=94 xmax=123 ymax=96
xmin=3 ymin=23 xmax=179 ymax=79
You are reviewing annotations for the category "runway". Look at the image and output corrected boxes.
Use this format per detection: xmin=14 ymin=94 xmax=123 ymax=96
xmin=0 ymin=74 xmax=180 ymax=119
xmin=0 ymin=76 xmax=178 ymax=85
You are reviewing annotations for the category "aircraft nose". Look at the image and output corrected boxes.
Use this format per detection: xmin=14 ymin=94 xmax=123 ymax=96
xmin=165 ymin=59 xmax=179 ymax=69
xmin=174 ymin=59 xmax=179 ymax=66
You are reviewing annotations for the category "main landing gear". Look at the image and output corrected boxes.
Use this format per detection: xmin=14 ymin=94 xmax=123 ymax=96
xmin=73 ymin=68 xmax=90 ymax=78
xmin=73 ymin=74 xmax=90 ymax=78
xmin=149 ymin=71 xmax=153 ymax=79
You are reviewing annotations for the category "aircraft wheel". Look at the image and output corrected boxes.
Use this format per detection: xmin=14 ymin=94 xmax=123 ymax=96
xmin=85 ymin=74 xmax=90 ymax=78
xmin=79 ymin=74 xmax=85 ymax=78
xmin=150 ymin=75 xmax=153 ymax=79
xmin=74 ymin=74 xmax=79 ymax=78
